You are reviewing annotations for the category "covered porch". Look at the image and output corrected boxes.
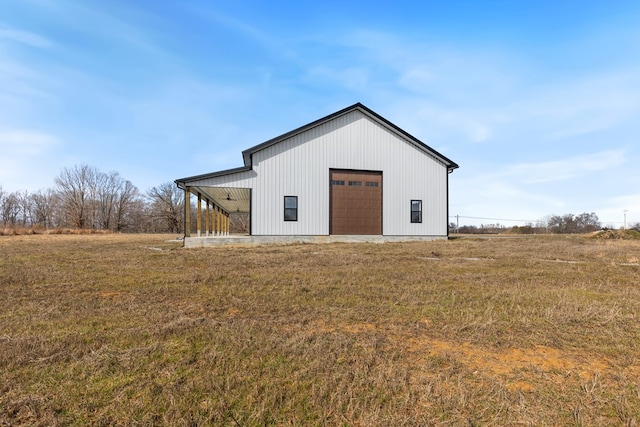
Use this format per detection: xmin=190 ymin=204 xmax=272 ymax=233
xmin=182 ymin=186 xmax=251 ymax=238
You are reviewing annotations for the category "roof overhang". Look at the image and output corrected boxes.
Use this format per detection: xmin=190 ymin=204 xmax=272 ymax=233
xmin=177 ymin=184 xmax=250 ymax=214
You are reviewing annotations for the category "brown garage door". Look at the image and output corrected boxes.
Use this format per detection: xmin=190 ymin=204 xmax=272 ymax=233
xmin=330 ymin=170 xmax=382 ymax=235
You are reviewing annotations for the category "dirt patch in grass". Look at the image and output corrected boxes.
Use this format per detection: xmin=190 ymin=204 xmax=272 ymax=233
xmin=408 ymin=336 xmax=611 ymax=380
xmin=1 ymin=234 xmax=640 ymax=425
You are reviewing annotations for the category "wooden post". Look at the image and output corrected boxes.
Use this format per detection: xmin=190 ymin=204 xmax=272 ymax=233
xmin=213 ymin=204 xmax=218 ymax=236
xmin=211 ymin=204 xmax=214 ymax=235
xmin=212 ymin=205 xmax=216 ymax=235
xmin=205 ymin=201 xmax=210 ymax=237
xmin=196 ymin=193 xmax=202 ymax=237
xmin=217 ymin=205 xmax=221 ymax=236
xmin=222 ymin=212 xmax=226 ymax=236
xmin=222 ymin=211 xmax=226 ymax=236
xmin=184 ymin=187 xmax=191 ymax=238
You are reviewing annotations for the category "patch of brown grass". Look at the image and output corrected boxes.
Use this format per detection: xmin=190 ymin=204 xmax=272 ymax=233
xmin=590 ymin=229 xmax=640 ymax=240
xmin=1 ymin=234 xmax=639 ymax=425
xmin=0 ymin=226 xmax=116 ymax=236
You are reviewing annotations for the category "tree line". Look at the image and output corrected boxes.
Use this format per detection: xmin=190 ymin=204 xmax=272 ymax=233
xmin=2 ymin=164 xmax=633 ymax=235
xmin=1 ymin=164 xmax=186 ymax=233
xmin=452 ymin=212 xmax=639 ymax=234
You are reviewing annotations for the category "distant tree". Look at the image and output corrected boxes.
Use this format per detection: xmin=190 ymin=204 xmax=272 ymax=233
xmin=94 ymin=171 xmax=141 ymax=231
xmin=548 ymin=214 xmax=571 ymax=233
xmin=510 ymin=225 xmax=535 ymax=234
xmin=147 ymin=182 xmax=184 ymax=233
xmin=113 ymin=179 xmax=140 ymax=232
xmin=230 ymin=212 xmax=250 ymax=234
xmin=575 ymin=212 xmax=600 ymax=232
xmin=55 ymin=164 xmax=97 ymax=228
xmin=30 ymin=189 xmax=58 ymax=228
xmin=547 ymin=212 xmax=600 ymax=234
xmin=95 ymin=171 xmax=118 ymax=230
xmin=458 ymin=225 xmax=478 ymax=234
xmin=0 ymin=191 xmax=21 ymax=226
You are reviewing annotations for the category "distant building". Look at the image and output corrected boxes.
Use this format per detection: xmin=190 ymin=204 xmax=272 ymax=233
xmin=175 ymin=103 xmax=458 ymax=244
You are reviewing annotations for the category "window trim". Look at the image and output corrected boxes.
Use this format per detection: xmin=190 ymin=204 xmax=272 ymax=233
xmin=411 ymin=200 xmax=422 ymax=223
xmin=284 ymin=196 xmax=298 ymax=222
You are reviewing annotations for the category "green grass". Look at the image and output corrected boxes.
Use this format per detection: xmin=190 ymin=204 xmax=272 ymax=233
xmin=1 ymin=234 xmax=640 ymax=425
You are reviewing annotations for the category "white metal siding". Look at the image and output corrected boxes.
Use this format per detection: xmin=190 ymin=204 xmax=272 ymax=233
xmin=186 ymin=110 xmax=449 ymax=236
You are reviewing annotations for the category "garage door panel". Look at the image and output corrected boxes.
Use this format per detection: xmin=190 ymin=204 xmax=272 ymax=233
xmin=330 ymin=170 xmax=382 ymax=235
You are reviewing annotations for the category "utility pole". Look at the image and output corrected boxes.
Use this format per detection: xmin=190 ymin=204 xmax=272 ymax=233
xmin=623 ymin=210 xmax=628 ymax=230
xmin=456 ymin=214 xmax=459 ymax=233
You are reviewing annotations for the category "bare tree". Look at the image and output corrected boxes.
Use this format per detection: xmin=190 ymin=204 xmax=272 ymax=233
xmin=95 ymin=171 xmax=116 ymax=230
xmin=55 ymin=164 xmax=97 ymax=228
xmin=113 ymin=179 xmax=140 ymax=232
xmin=17 ymin=191 xmax=32 ymax=227
xmin=547 ymin=212 xmax=600 ymax=234
xmin=575 ymin=212 xmax=600 ymax=233
xmin=30 ymin=189 xmax=58 ymax=229
xmin=0 ymin=186 xmax=5 ymax=226
xmin=230 ymin=212 xmax=250 ymax=234
xmin=146 ymin=182 xmax=184 ymax=233
xmin=1 ymin=191 xmax=21 ymax=226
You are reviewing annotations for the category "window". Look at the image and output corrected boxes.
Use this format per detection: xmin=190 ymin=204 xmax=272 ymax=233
xmin=365 ymin=181 xmax=379 ymax=187
xmin=348 ymin=181 xmax=362 ymax=186
xmin=411 ymin=200 xmax=422 ymax=223
xmin=330 ymin=180 xmax=345 ymax=186
xmin=284 ymin=196 xmax=298 ymax=221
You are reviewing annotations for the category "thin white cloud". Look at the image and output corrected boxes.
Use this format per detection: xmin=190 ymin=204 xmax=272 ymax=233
xmin=450 ymin=149 xmax=628 ymax=225
xmin=187 ymin=5 xmax=285 ymax=56
xmin=305 ymin=66 xmax=370 ymax=91
xmin=304 ymin=28 xmax=640 ymax=152
xmin=508 ymin=149 xmax=626 ymax=184
xmin=0 ymin=130 xmax=60 ymax=190
xmin=598 ymin=194 xmax=640 ymax=226
xmin=0 ymin=26 xmax=52 ymax=48
xmin=0 ymin=130 xmax=58 ymax=155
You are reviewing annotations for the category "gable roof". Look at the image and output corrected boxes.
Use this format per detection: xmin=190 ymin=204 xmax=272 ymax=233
xmin=241 ymin=102 xmax=459 ymax=172
xmin=176 ymin=102 xmax=458 ymax=185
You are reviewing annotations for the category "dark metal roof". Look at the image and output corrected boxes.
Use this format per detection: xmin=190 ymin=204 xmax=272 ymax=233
xmin=175 ymin=166 xmax=251 ymax=187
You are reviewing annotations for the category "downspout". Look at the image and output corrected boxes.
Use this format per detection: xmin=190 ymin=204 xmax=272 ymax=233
xmin=446 ymin=168 xmax=452 ymax=238
xmin=184 ymin=186 xmax=191 ymax=241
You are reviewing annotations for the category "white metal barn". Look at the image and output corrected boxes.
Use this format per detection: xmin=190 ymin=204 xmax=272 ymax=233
xmin=175 ymin=103 xmax=458 ymax=246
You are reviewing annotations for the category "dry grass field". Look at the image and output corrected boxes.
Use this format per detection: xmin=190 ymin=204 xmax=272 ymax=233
xmin=1 ymin=233 xmax=639 ymax=426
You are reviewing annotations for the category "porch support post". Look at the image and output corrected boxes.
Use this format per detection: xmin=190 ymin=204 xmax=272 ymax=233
xmin=184 ymin=187 xmax=191 ymax=238
xmin=222 ymin=212 xmax=226 ymax=236
xmin=212 ymin=204 xmax=217 ymax=236
xmin=222 ymin=211 xmax=227 ymax=236
xmin=196 ymin=193 xmax=202 ymax=237
xmin=212 ymin=205 xmax=217 ymax=235
xmin=205 ymin=200 xmax=210 ymax=237
xmin=211 ymin=202 xmax=214 ymax=236
xmin=216 ymin=205 xmax=221 ymax=236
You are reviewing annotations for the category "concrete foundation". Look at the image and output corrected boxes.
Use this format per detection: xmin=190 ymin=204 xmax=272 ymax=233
xmin=183 ymin=234 xmax=448 ymax=248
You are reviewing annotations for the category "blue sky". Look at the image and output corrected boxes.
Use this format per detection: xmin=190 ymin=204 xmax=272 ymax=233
xmin=1 ymin=1 xmax=639 ymax=227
